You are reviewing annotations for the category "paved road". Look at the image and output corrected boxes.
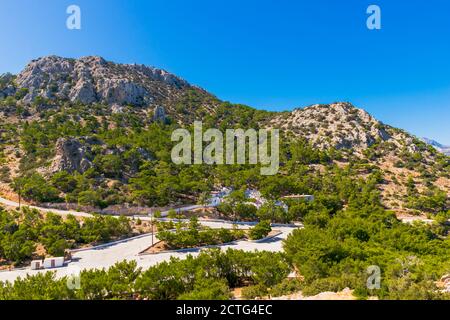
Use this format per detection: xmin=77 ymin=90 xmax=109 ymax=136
xmin=0 ymin=196 xmax=93 ymax=218
xmin=0 ymin=220 xmax=298 ymax=283
xmin=1 ymin=195 xmax=444 ymax=284
xmin=0 ymin=195 xmax=201 ymax=219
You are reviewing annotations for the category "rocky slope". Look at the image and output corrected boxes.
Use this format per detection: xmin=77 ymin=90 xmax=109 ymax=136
xmin=269 ymin=102 xmax=392 ymax=150
xmin=0 ymin=55 xmax=446 ymax=160
xmin=0 ymin=56 xmax=425 ymax=152
xmin=14 ymin=55 xmax=189 ymax=105
xmin=1 ymin=55 xmax=219 ymax=123
xmin=0 ymin=56 xmax=445 ymax=152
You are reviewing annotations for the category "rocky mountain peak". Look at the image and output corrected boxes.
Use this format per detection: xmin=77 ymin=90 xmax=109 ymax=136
xmin=13 ymin=55 xmax=191 ymax=106
xmin=1 ymin=56 xmax=440 ymax=156
xmin=271 ymin=102 xmax=391 ymax=150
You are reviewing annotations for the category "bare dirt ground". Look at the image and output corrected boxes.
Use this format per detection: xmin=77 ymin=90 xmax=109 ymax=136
xmin=0 ymin=183 xmax=21 ymax=204
xmin=232 ymin=287 xmax=372 ymax=300
xmin=141 ymin=240 xmax=166 ymax=254
xmin=376 ymin=154 xmax=450 ymax=212
xmin=272 ymin=288 xmax=358 ymax=300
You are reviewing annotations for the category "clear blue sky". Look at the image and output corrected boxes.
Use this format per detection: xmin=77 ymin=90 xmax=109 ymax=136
xmin=1 ymin=0 xmax=449 ymax=144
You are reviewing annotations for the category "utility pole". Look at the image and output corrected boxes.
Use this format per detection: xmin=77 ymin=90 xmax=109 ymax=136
xmin=150 ymin=210 xmax=154 ymax=247
xmin=18 ymin=185 xmax=21 ymax=209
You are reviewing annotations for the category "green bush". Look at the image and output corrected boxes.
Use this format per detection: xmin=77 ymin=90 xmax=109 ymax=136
xmin=0 ymin=207 xmax=134 ymax=265
xmin=178 ymin=279 xmax=231 ymax=300
xmin=249 ymin=220 xmax=272 ymax=240
xmin=51 ymin=171 xmax=77 ymax=193
xmin=157 ymin=217 xmax=245 ymax=249
xmin=283 ymin=203 xmax=450 ymax=300
xmin=270 ymin=278 xmax=303 ymax=297
xmin=13 ymin=174 xmax=61 ymax=203
xmin=241 ymin=284 xmax=268 ymax=299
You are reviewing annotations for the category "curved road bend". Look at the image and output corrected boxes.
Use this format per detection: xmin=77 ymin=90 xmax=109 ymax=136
xmin=0 ymin=220 xmax=297 ymax=283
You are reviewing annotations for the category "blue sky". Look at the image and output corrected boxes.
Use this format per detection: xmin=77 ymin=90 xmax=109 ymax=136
xmin=1 ymin=0 xmax=449 ymax=144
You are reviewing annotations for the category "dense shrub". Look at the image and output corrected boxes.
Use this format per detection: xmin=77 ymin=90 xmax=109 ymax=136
xmin=249 ymin=220 xmax=272 ymax=240
xmin=283 ymin=200 xmax=450 ymax=299
xmin=0 ymin=207 xmax=133 ymax=265
xmin=157 ymin=217 xmax=245 ymax=249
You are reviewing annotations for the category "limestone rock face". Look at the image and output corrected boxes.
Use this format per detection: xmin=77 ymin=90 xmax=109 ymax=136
xmin=50 ymin=138 xmax=92 ymax=174
xmin=153 ymin=105 xmax=166 ymax=122
xmin=0 ymin=85 xmax=15 ymax=99
xmin=14 ymin=55 xmax=189 ymax=106
xmin=111 ymin=104 xmax=124 ymax=114
xmin=0 ymin=73 xmax=16 ymax=99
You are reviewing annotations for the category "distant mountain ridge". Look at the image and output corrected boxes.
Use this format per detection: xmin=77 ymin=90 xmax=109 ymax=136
xmin=422 ymin=138 xmax=450 ymax=156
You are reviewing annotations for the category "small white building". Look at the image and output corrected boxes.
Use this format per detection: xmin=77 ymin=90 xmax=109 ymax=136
xmin=208 ymin=187 xmax=233 ymax=207
xmin=30 ymin=260 xmax=43 ymax=270
xmin=211 ymin=187 xmax=291 ymax=211
xmin=43 ymin=257 xmax=65 ymax=269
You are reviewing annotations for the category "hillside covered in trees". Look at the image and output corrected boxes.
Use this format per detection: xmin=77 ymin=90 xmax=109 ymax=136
xmin=0 ymin=56 xmax=448 ymax=215
xmin=0 ymin=56 xmax=448 ymax=299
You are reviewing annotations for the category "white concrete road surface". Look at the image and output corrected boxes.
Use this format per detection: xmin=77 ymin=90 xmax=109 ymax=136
xmin=0 ymin=195 xmax=202 ymax=219
xmin=0 ymin=218 xmax=298 ymax=283
xmin=0 ymin=196 xmax=93 ymax=217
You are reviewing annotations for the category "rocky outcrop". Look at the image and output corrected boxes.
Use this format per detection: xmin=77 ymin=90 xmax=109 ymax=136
xmin=48 ymin=136 xmax=154 ymax=176
xmin=438 ymin=274 xmax=450 ymax=293
xmin=0 ymin=73 xmax=16 ymax=99
xmin=111 ymin=104 xmax=124 ymax=114
xmin=153 ymin=105 xmax=166 ymax=122
xmin=0 ymin=86 xmax=15 ymax=99
xmin=269 ymin=102 xmax=392 ymax=150
xmin=14 ymin=55 xmax=190 ymax=106
xmin=50 ymin=138 xmax=92 ymax=174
